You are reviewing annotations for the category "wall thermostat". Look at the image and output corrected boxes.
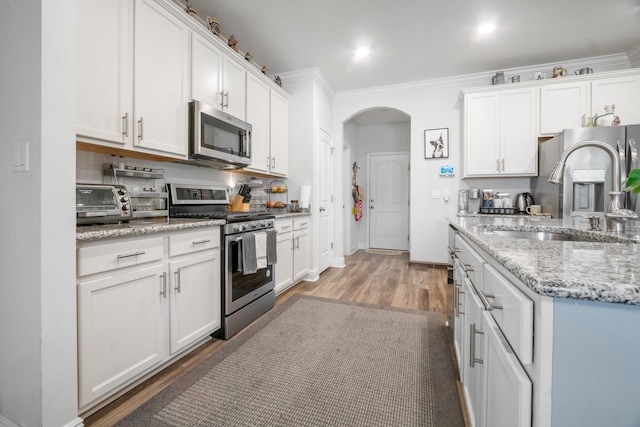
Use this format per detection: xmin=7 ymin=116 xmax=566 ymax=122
xmin=440 ymin=165 xmax=454 ymax=176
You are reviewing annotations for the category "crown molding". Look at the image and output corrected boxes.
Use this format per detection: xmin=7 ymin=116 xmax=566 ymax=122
xmin=627 ymin=43 xmax=640 ymax=65
xmin=335 ymin=53 xmax=631 ymax=99
xmin=279 ymin=68 xmax=335 ymax=98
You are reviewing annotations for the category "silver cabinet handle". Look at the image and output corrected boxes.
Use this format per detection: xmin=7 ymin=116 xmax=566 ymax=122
xmin=281 ymin=225 xmax=291 ymax=230
xmin=454 ymin=283 xmax=460 ymax=317
xmin=137 ymin=117 xmax=143 ymax=141
xmin=296 ymin=236 xmax=300 ymax=249
xmin=299 ymin=222 xmax=308 ymax=227
xmin=271 ymin=157 xmax=275 ymax=169
xmin=458 ymin=290 xmax=465 ymax=315
xmin=160 ymin=272 xmax=167 ymax=298
xmin=122 ymin=112 xmax=128 ymax=137
xmin=175 ymin=269 xmax=181 ymax=293
xmin=223 ymin=91 xmax=229 ymax=108
xmin=496 ymin=158 xmax=500 ymax=172
xmin=219 ymin=91 xmax=225 ymax=109
xmin=502 ymin=158 xmax=505 ymax=171
xmin=463 ymin=263 xmax=474 ymax=272
xmin=192 ymin=239 xmax=211 ymax=245
xmin=470 ymin=322 xmax=484 ymax=368
xmin=478 ymin=291 xmax=503 ymax=311
xmin=117 ymin=250 xmax=146 ymax=259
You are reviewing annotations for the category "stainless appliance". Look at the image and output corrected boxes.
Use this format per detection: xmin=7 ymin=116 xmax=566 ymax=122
xmin=185 ymin=100 xmax=252 ymax=170
xmin=533 ymin=126 xmax=640 ymax=219
xmin=76 ymin=184 xmax=131 ymax=225
xmin=167 ymin=183 xmax=275 ymax=339
xmin=515 ymin=192 xmax=534 ymax=213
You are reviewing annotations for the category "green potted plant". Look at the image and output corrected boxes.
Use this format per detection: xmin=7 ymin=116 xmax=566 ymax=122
xmin=624 ymin=168 xmax=640 ymax=194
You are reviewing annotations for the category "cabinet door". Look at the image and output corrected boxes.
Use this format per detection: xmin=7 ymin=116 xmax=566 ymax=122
xmin=482 ymin=311 xmax=532 ymax=427
xmin=77 ymin=0 xmax=133 ymax=147
xmin=269 ymin=90 xmax=289 ymax=176
xmin=191 ymin=32 xmax=223 ymax=110
xmin=591 ymin=75 xmax=640 ymax=125
xmin=221 ymin=55 xmax=247 ymax=120
xmin=464 ymin=92 xmax=501 ymax=176
xmin=77 ymin=263 xmax=166 ymax=407
xmin=245 ymin=73 xmax=271 ymax=173
xmin=293 ymin=228 xmax=310 ymax=281
xmin=134 ymin=0 xmax=189 ymax=157
xmin=539 ymin=82 xmax=589 ymax=135
xmin=463 ymin=278 xmax=485 ymax=427
xmin=453 ymin=259 xmax=466 ymax=377
xmin=274 ymin=232 xmax=293 ymax=294
xmin=500 ymin=88 xmax=538 ymax=176
xmin=169 ymin=250 xmax=221 ymax=354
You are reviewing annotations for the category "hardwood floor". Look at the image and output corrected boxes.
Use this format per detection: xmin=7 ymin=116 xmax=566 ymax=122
xmin=84 ymin=250 xmax=461 ymax=426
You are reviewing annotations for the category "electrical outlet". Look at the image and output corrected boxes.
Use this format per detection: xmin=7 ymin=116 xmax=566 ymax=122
xmin=12 ymin=141 xmax=29 ymax=173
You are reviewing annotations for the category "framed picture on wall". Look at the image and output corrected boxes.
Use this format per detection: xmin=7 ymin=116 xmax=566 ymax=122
xmin=424 ymin=128 xmax=449 ymax=159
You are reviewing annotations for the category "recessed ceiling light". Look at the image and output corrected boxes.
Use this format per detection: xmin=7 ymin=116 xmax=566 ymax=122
xmin=477 ymin=21 xmax=496 ymax=35
xmin=353 ymin=46 xmax=371 ymax=61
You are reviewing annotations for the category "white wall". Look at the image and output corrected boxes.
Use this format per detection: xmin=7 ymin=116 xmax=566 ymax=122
xmin=334 ymin=54 xmax=633 ymax=263
xmin=0 ymin=1 xmax=80 ymax=426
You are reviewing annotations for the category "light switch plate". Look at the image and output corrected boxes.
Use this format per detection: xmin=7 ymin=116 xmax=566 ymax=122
xmin=13 ymin=141 xmax=29 ymax=173
xmin=431 ymin=190 xmax=441 ymax=199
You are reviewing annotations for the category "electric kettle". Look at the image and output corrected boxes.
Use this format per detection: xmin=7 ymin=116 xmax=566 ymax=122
xmin=515 ymin=192 xmax=534 ymax=213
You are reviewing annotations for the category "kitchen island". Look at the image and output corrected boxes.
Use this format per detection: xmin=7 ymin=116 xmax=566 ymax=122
xmin=448 ymin=215 xmax=640 ymax=427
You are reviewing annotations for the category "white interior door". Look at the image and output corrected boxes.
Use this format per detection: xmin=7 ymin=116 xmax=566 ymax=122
xmin=318 ymin=128 xmax=333 ymax=273
xmin=368 ymin=153 xmax=409 ymax=250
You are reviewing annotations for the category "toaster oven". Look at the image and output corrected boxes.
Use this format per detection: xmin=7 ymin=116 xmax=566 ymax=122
xmin=76 ymin=184 xmax=131 ymax=225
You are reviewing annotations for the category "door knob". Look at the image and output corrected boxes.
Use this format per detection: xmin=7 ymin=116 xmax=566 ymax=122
xmin=370 ymin=206 xmax=375 ymax=209
xmin=319 ymin=207 xmax=326 ymax=212
xmin=370 ymin=199 xmax=374 ymax=202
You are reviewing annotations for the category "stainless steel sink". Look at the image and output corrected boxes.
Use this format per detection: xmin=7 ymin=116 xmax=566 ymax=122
xmin=492 ymin=230 xmax=598 ymax=242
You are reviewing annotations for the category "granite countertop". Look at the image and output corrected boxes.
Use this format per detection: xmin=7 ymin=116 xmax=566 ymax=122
xmin=76 ymin=218 xmax=226 ymax=242
xmin=449 ymin=215 xmax=640 ymax=305
xmin=273 ymin=212 xmax=311 ymax=218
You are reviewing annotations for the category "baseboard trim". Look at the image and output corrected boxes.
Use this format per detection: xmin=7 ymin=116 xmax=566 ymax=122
xmin=408 ymin=260 xmax=447 ymax=269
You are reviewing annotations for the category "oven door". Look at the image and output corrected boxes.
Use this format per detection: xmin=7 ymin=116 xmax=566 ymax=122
xmin=224 ymin=234 xmax=274 ymax=315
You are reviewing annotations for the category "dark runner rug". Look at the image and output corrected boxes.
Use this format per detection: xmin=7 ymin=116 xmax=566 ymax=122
xmin=117 ymin=295 xmax=464 ymax=427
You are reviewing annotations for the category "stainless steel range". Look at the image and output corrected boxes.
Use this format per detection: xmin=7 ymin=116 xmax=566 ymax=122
xmin=167 ymin=183 xmax=276 ymax=339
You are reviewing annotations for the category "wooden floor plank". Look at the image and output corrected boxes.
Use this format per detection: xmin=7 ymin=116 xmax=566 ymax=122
xmin=84 ymin=250 xmax=458 ymax=426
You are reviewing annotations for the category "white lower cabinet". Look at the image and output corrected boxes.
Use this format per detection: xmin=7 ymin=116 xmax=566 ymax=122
xmin=168 ymin=249 xmax=220 ymax=355
xmin=462 ymin=277 xmax=485 ymax=427
xmin=77 ymin=262 xmax=166 ymax=408
xmin=274 ymin=216 xmax=310 ymax=294
xmin=482 ymin=311 xmax=532 ymax=427
xmin=453 ymin=234 xmax=533 ymax=427
xmin=77 ymin=227 xmax=221 ymax=412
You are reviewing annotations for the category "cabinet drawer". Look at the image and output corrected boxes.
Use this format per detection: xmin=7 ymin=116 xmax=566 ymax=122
xmin=483 ymin=264 xmax=534 ymax=364
xmin=169 ymin=228 xmax=220 ymax=257
xmin=293 ymin=216 xmax=310 ymax=230
xmin=456 ymin=235 xmax=485 ymax=290
xmin=275 ymin=218 xmax=293 ymax=234
xmin=77 ymin=236 xmax=164 ymax=277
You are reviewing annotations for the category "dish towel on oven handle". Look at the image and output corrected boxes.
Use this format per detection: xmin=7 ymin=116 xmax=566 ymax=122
xmin=255 ymin=232 xmax=267 ymax=270
xmin=266 ymin=228 xmax=277 ymax=265
xmin=241 ymin=233 xmax=258 ymax=275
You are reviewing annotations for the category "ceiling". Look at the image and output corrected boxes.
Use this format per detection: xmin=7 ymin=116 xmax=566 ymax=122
xmin=187 ymin=0 xmax=640 ymax=94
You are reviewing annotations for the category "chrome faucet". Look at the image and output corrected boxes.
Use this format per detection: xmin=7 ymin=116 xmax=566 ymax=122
xmin=549 ymin=140 xmax=638 ymax=233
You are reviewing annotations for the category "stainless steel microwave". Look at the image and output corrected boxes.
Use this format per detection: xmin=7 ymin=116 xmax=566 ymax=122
xmin=187 ymin=100 xmax=252 ymax=169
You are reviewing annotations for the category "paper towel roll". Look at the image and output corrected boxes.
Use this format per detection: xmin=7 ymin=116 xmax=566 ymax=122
xmin=299 ymin=185 xmax=311 ymax=209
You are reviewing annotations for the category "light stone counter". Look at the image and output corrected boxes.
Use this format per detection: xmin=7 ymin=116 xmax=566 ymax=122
xmin=448 ymin=215 xmax=640 ymax=305
xmin=273 ymin=212 xmax=311 ymax=218
xmin=76 ymin=218 xmax=225 ymax=242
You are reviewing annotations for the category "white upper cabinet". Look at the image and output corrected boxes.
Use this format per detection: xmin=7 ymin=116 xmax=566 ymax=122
xmin=221 ymin=55 xmax=247 ymax=120
xmin=191 ymin=32 xmax=223 ymax=109
xmin=245 ymin=76 xmax=290 ymax=176
xmin=464 ymin=88 xmax=537 ymax=177
xmin=539 ymin=82 xmax=590 ymax=135
xmin=269 ymin=90 xmax=290 ymax=176
xmin=77 ymin=0 xmax=133 ymax=148
xmin=77 ymin=0 xmax=190 ymax=158
xmin=245 ymin=73 xmax=271 ymax=173
xmin=591 ymin=74 xmax=640 ymax=126
xmin=539 ymin=70 xmax=640 ymax=135
xmin=133 ymin=0 xmax=190 ymax=157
